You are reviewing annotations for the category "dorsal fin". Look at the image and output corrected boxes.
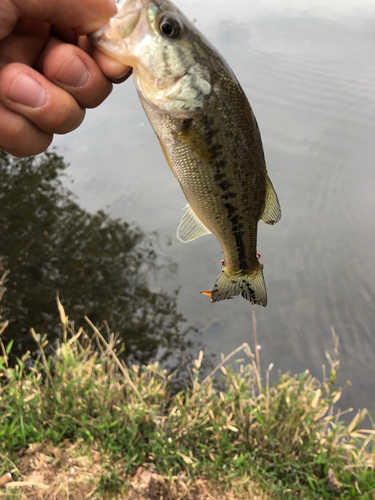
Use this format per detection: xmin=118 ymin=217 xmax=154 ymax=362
xmin=261 ymin=175 xmax=282 ymax=225
xmin=177 ymin=205 xmax=212 ymax=243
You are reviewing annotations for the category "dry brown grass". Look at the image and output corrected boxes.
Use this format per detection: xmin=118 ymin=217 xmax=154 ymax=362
xmin=0 ymin=271 xmax=374 ymax=499
xmin=0 ymin=440 xmax=268 ymax=500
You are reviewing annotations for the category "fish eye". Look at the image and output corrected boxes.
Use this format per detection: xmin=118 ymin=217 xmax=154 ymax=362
xmin=158 ymin=15 xmax=182 ymax=39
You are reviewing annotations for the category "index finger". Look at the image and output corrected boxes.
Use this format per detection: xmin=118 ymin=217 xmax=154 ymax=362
xmin=1 ymin=0 xmax=118 ymax=40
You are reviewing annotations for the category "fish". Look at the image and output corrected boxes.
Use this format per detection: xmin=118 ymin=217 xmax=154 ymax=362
xmin=89 ymin=0 xmax=281 ymax=306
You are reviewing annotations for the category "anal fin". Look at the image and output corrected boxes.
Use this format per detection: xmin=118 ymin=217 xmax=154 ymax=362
xmin=177 ymin=205 xmax=212 ymax=243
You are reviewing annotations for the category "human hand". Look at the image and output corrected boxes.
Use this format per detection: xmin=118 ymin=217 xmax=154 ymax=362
xmin=0 ymin=0 xmax=131 ymax=157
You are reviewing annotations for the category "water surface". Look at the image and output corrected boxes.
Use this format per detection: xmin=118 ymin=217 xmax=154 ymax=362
xmin=52 ymin=0 xmax=375 ymax=414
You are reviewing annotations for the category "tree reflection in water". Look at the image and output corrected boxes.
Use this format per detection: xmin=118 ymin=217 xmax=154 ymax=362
xmin=0 ymin=149 xmax=193 ymax=365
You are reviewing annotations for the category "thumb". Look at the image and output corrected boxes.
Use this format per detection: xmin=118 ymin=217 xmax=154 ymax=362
xmin=0 ymin=0 xmax=118 ymax=40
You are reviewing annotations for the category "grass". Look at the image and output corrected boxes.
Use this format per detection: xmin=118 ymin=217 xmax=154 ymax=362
xmin=0 ymin=272 xmax=374 ymax=499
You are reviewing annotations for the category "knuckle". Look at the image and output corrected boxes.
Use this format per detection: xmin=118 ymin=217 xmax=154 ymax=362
xmin=0 ymin=109 xmax=53 ymax=157
xmin=85 ymin=82 xmax=112 ymax=109
xmin=52 ymin=103 xmax=85 ymax=134
xmin=0 ymin=133 xmax=53 ymax=157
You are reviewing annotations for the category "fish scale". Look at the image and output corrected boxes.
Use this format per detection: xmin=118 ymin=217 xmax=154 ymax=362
xmin=89 ymin=0 xmax=281 ymax=305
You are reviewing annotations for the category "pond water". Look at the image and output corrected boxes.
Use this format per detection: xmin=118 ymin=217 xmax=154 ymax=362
xmin=4 ymin=0 xmax=375 ymax=416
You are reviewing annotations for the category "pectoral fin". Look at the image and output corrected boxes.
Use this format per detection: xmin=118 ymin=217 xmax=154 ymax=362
xmin=177 ymin=205 xmax=212 ymax=243
xmin=176 ymin=122 xmax=216 ymax=165
xmin=260 ymin=175 xmax=282 ymax=225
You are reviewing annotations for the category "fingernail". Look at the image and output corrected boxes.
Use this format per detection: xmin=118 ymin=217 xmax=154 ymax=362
xmin=9 ymin=73 xmax=47 ymax=108
xmin=56 ymin=55 xmax=90 ymax=88
xmin=111 ymin=68 xmax=132 ymax=84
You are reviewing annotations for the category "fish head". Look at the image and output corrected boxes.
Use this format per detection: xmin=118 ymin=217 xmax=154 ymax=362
xmin=89 ymin=0 xmax=212 ymax=118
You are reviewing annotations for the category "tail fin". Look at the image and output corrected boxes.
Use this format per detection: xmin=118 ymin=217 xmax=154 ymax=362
xmin=202 ymin=267 xmax=267 ymax=306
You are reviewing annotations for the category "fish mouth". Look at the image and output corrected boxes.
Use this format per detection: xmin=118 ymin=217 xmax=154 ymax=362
xmin=88 ymin=0 xmax=148 ymax=55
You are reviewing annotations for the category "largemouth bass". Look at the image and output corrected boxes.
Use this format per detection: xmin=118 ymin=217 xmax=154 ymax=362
xmin=89 ymin=0 xmax=281 ymax=306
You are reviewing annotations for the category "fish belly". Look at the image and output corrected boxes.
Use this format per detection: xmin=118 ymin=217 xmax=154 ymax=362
xmin=138 ymin=73 xmax=271 ymax=305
